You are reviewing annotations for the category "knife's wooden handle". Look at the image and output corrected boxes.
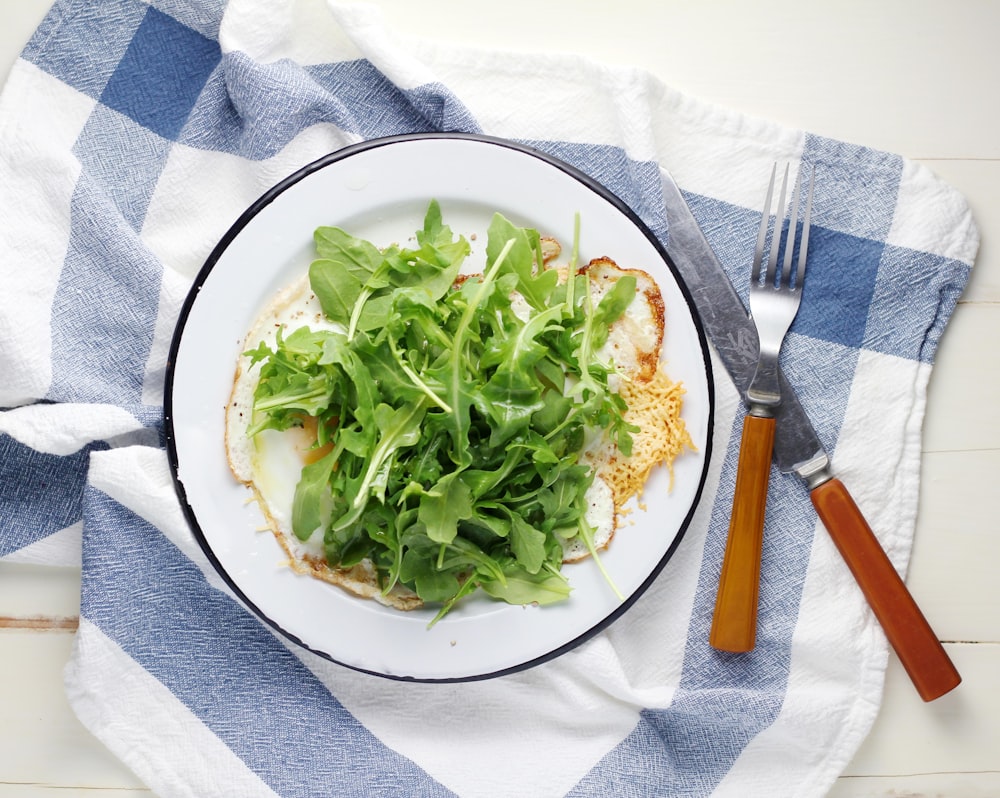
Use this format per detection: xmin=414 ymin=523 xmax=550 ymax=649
xmin=710 ymin=414 xmax=775 ymax=653
xmin=811 ymin=478 xmax=961 ymax=701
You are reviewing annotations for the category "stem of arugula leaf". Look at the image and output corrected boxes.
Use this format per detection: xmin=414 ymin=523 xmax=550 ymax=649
xmin=570 ymin=271 xmax=602 ymax=400
xmin=347 ymin=261 xmax=391 ymax=339
xmin=388 ymin=335 xmax=453 ymax=413
xmin=381 ymin=524 xmax=405 ymax=597
xmin=453 ymin=238 xmax=516 ymax=346
xmin=542 ymin=561 xmax=569 ymax=582
xmin=564 ymin=213 xmax=581 ymax=319
xmin=428 ymin=575 xmax=479 ymax=628
xmin=576 ymin=515 xmax=623 ymax=602
xmin=444 ymin=237 xmax=516 ymax=460
xmin=252 ymin=385 xmax=328 ymax=412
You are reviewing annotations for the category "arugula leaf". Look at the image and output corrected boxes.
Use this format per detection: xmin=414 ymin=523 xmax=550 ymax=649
xmin=507 ymin=511 xmax=547 ymax=574
xmin=399 ymin=547 xmax=463 ymax=603
xmin=485 ymin=213 xmax=559 ymax=310
xmin=479 ymin=561 xmax=571 ymax=605
xmin=592 ymin=275 xmax=637 ymax=349
xmin=416 ymin=472 xmax=474 ymax=545
xmin=291 ymin=448 xmax=338 ymax=541
xmin=310 ymin=228 xmax=383 ymax=326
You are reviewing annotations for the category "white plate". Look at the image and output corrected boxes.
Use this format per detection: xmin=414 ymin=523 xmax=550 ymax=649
xmin=165 ymin=134 xmax=714 ymax=682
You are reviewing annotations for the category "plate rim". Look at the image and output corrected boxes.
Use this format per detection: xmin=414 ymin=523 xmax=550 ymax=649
xmin=163 ymin=131 xmax=716 ymax=683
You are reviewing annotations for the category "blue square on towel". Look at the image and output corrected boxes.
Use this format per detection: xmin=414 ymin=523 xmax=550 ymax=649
xmin=99 ymin=6 xmax=221 ymax=141
xmin=792 ymin=226 xmax=884 ymax=350
xmin=685 ymin=193 xmax=883 ymax=351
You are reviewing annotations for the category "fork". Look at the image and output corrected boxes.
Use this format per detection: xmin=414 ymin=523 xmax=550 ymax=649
xmin=710 ymin=163 xmax=814 ymax=653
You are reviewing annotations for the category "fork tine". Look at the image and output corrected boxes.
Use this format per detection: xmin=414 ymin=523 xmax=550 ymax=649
xmin=751 ymin=164 xmax=778 ymax=285
xmin=764 ymin=164 xmax=790 ymax=286
xmin=780 ymin=167 xmax=803 ymax=289
xmin=796 ymin=167 xmax=815 ymax=287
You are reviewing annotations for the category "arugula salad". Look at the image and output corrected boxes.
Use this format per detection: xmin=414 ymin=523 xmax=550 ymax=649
xmin=244 ymin=201 xmax=641 ymax=622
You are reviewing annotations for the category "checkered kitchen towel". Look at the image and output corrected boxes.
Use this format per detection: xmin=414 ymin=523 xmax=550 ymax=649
xmin=0 ymin=1 xmax=978 ymax=796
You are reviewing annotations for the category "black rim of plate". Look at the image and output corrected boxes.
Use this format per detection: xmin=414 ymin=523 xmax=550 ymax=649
xmin=163 ymin=132 xmax=716 ymax=683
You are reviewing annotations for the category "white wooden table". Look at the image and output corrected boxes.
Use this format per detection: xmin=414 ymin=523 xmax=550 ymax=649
xmin=1 ymin=2 xmax=997 ymax=795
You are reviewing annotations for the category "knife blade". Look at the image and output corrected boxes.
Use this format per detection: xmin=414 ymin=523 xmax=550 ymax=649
xmin=659 ymin=167 xmax=961 ymax=701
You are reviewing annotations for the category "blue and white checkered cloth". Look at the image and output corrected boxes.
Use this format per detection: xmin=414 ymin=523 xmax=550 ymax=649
xmin=0 ymin=2 xmax=978 ymax=796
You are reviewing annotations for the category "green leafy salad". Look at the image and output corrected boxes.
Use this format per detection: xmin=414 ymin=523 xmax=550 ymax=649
xmin=244 ymin=201 xmax=641 ymax=622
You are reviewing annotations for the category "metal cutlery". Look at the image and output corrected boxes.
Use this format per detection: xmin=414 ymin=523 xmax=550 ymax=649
xmin=710 ymin=164 xmax=813 ymax=653
xmin=659 ymin=163 xmax=961 ymax=701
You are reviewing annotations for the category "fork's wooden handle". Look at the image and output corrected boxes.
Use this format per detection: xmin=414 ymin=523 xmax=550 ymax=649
xmin=710 ymin=413 xmax=775 ymax=653
xmin=811 ymin=478 xmax=961 ymax=701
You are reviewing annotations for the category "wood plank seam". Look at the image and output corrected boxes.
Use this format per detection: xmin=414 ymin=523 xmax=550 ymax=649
xmin=0 ymin=617 xmax=79 ymax=631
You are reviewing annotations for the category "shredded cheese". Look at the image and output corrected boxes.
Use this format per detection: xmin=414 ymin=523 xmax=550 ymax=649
xmin=599 ymin=366 xmax=694 ymax=506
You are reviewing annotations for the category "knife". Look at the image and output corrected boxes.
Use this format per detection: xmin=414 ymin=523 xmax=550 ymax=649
xmin=659 ymin=167 xmax=961 ymax=702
